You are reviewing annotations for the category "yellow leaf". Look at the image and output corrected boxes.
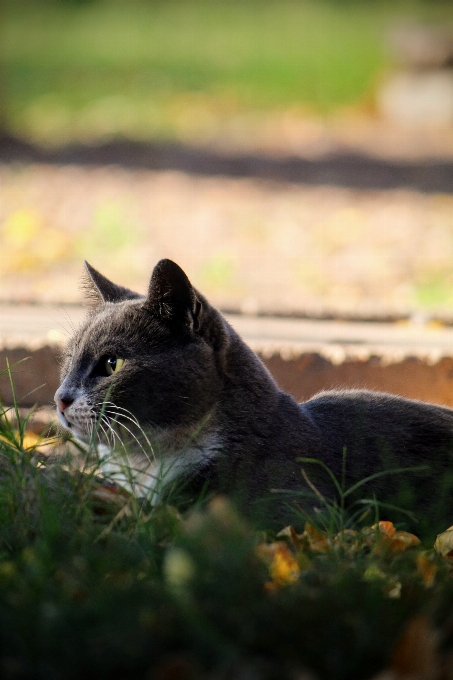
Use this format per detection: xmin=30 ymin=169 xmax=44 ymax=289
xmin=257 ymin=542 xmax=300 ymax=589
xmin=416 ymin=553 xmax=437 ymax=588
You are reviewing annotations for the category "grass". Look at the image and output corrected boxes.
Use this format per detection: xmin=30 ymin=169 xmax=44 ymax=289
xmin=1 ymin=364 xmax=453 ymax=678
xmin=4 ymin=0 xmax=453 ymax=146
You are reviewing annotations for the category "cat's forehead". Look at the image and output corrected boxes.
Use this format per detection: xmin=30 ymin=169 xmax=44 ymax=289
xmin=72 ymin=299 xmax=167 ymax=353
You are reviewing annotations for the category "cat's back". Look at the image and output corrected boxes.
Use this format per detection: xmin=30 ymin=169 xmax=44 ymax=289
xmin=302 ymin=389 xmax=453 ymax=473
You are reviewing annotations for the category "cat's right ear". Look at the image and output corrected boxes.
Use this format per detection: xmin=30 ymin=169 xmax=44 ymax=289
xmin=82 ymin=261 xmax=140 ymax=309
xmin=146 ymin=259 xmax=202 ymax=331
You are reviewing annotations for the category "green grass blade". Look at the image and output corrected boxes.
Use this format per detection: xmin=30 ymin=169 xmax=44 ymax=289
xmin=343 ymin=465 xmax=430 ymax=500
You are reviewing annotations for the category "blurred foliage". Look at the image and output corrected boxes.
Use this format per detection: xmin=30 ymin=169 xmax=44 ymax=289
xmin=1 ymin=366 xmax=453 ymax=678
xmin=4 ymin=0 xmax=452 ymax=146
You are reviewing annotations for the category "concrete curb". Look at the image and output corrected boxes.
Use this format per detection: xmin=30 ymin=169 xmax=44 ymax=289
xmin=2 ymin=305 xmax=453 ymax=408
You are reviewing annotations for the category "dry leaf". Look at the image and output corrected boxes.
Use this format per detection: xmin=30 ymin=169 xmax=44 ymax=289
xmin=276 ymin=525 xmax=303 ymax=547
xmin=434 ymin=525 xmax=453 ymax=557
xmin=416 ymin=553 xmax=437 ymax=588
xmin=386 ymin=531 xmax=421 ymax=553
xmin=370 ymin=522 xmax=420 ymax=554
xmin=303 ymin=523 xmax=331 ymax=553
xmin=376 ymin=521 xmax=396 ymax=538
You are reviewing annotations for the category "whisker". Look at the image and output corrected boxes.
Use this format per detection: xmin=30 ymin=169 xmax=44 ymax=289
xmin=111 ymin=419 xmax=154 ymax=464
xmin=59 ymin=305 xmax=77 ymax=334
xmin=104 ymin=407 xmax=154 ymax=452
xmin=94 ymin=400 xmax=158 ymax=450
xmin=98 ymin=420 xmax=114 ymax=450
xmin=96 ymin=401 xmax=165 ymax=436
xmin=44 ymin=313 xmax=72 ymax=339
xmin=102 ymin=416 xmax=126 ymax=452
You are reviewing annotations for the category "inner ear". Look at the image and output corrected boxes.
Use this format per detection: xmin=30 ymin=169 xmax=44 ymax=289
xmin=82 ymin=261 xmax=140 ymax=308
xmin=147 ymin=259 xmax=199 ymax=328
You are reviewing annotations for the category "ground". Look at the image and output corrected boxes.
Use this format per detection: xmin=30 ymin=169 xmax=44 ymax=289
xmin=1 ymin=123 xmax=453 ymax=317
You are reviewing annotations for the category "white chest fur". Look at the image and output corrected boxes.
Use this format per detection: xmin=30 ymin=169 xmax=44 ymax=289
xmin=97 ymin=432 xmax=222 ymax=502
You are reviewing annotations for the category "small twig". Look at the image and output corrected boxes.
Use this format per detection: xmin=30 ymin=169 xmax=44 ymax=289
xmin=301 ymin=467 xmax=327 ymax=505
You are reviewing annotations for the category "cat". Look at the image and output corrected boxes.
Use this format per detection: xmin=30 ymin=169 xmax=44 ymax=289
xmin=55 ymin=259 xmax=453 ymax=536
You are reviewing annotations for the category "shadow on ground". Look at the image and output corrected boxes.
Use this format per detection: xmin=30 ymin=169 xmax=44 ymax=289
xmin=1 ymin=134 xmax=452 ymax=193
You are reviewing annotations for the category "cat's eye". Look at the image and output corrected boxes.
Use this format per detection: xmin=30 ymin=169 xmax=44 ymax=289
xmin=105 ymin=356 xmax=124 ymax=375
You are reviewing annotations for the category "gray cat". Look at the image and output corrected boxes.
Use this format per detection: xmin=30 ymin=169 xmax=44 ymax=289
xmin=55 ymin=259 xmax=453 ymax=535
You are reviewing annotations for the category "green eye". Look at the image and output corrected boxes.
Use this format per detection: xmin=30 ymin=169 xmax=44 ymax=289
xmin=105 ymin=356 xmax=124 ymax=375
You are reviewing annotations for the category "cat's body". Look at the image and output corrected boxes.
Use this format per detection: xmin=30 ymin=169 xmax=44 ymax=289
xmin=55 ymin=260 xmax=453 ymax=535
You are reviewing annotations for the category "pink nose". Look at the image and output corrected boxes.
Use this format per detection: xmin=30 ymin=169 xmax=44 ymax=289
xmin=57 ymin=397 xmax=73 ymax=413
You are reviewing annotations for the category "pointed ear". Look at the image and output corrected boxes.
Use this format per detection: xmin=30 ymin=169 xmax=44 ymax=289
xmin=82 ymin=261 xmax=140 ymax=308
xmin=146 ymin=259 xmax=202 ymax=330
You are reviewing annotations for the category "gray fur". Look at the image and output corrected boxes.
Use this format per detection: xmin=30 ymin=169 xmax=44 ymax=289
xmin=55 ymin=260 xmax=453 ymax=534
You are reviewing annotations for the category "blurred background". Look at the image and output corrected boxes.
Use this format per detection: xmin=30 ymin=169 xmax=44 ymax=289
xmin=2 ymin=0 xmax=453 ymax=317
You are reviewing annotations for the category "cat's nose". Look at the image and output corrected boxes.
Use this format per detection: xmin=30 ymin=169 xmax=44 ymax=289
xmin=55 ymin=393 xmax=74 ymax=413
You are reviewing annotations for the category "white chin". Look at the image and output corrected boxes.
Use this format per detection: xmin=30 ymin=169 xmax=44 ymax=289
xmin=56 ymin=411 xmax=91 ymax=445
xmin=57 ymin=410 xmax=69 ymax=429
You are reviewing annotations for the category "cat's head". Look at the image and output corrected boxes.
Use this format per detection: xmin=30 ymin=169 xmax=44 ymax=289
xmin=54 ymin=259 xmax=228 ymax=450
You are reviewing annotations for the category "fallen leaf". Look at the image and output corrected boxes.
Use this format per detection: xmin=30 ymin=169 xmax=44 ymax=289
xmin=370 ymin=523 xmax=420 ymax=554
xmin=434 ymin=525 xmax=453 ymax=557
xmin=303 ymin=523 xmax=331 ymax=553
xmin=386 ymin=531 xmax=421 ymax=553
xmin=416 ymin=553 xmax=437 ymax=588
xmin=257 ymin=542 xmax=300 ymax=589
xmin=376 ymin=521 xmax=396 ymax=538
xmin=276 ymin=525 xmax=302 ymax=547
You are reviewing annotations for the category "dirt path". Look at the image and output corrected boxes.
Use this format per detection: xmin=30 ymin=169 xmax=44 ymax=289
xmin=1 ymin=158 xmax=453 ymax=316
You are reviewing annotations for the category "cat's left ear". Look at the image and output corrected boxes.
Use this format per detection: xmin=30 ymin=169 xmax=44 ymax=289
xmin=82 ymin=261 xmax=140 ymax=308
xmin=146 ymin=259 xmax=202 ymax=331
